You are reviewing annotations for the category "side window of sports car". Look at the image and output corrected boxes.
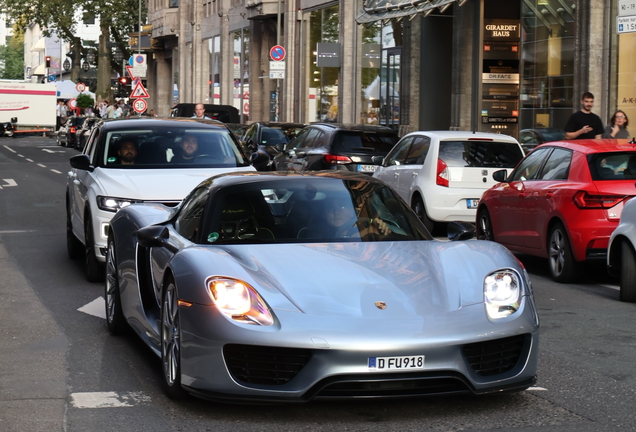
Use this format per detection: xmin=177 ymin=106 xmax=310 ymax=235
xmin=175 ymin=188 xmax=209 ymax=242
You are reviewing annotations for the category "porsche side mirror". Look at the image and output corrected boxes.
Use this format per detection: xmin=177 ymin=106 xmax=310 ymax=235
xmin=136 ymin=226 xmax=178 ymax=252
xmin=69 ymin=154 xmax=93 ymax=171
xmin=447 ymin=221 xmax=475 ymax=241
xmin=492 ymin=169 xmax=508 ymax=182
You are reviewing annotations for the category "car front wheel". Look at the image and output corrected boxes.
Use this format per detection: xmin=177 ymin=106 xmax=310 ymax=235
xmin=476 ymin=208 xmax=494 ymax=241
xmin=620 ymin=241 xmax=636 ymax=302
xmin=105 ymin=237 xmax=126 ymax=334
xmin=161 ymin=279 xmax=188 ymax=399
xmin=548 ymin=222 xmax=577 ymax=283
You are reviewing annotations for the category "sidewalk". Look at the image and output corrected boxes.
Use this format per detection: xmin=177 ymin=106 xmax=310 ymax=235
xmin=0 ymin=242 xmax=67 ymax=432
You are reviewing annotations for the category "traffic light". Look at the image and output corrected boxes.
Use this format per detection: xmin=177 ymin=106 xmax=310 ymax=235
xmin=45 ymin=56 xmax=51 ymax=68
xmin=118 ymin=76 xmax=129 ymax=86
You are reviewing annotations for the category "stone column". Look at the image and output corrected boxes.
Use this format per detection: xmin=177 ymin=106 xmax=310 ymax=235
xmin=338 ymin=1 xmax=357 ymax=124
xmin=155 ymin=50 xmax=172 ymax=117
xmin=178 ymin=2 xmax=188 ymax=103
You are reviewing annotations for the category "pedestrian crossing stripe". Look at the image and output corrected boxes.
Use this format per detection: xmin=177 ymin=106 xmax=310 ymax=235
xmin=70 ymin=391 xmax=150 ymax=408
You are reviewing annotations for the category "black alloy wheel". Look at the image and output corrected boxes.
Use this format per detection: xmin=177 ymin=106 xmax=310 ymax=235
xmin=105 ymin=237 xmax=126 ymax=334
xmin=161 ymin=279 xmax=188 ymax=399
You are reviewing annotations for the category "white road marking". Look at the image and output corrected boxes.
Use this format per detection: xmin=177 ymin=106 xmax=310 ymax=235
xmin=0 ymin=230 xmax=35 ymax=234
xmin=0 ymin=179 xmax=17 ymax=189
xmin=78 ymin=297 xmax=106 ymax=319
xmin=527 ymin=386 xmax=547 ymax=391
xmin=42 ymin=148 xmax=65 ymax=153
xmin=3 ymin=145 xmax=16 ymax=153
xmin=50 ymin=169 xmax=62 ymax=174
xmin=26 ymin=158 xmax=34 ymax=162
xmin=17 ymin=154 xmax=24 ymax=157
xmin=38 ymin=163 xmax=46 ymax=168
xmin=70 ymin=391 xmax=150 ymax=408
xmin=601 ymin=284 xmax=620 ymax=291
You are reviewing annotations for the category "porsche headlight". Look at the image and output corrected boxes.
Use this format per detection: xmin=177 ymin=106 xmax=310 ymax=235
xmin=206 ymin=277 xmax=273 ymax=326
xmin=97 ymin=196 xmax=138 ymax=212
xmin=484 ymin=270 xmax=522 ymax=319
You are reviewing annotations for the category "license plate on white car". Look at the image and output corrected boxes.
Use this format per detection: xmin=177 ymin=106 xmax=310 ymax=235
xmin=467 ymin=199 xmax=480 ymax=209
xmin=358 ymin=164 xmax=378 ymax=173
xmin=368 ymin=355 xmax=425 ymax=371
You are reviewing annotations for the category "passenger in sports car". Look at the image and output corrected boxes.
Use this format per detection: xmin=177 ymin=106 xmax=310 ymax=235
xmin=117 ymin=139 xmax=138 ymax=165
xmin=298 ymin=197 xmax=390 ymax=239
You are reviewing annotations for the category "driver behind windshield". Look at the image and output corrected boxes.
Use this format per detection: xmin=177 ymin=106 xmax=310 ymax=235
xmin=172 ymin=134 xmax=199 ymax=163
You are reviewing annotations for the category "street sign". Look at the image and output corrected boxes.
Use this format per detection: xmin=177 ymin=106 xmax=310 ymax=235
xmin=48 ymin=74 xmax=56 ymax=82
xmin=270 ymin=45 xmax=286 ymax=61
xmin=269 ymin=61 xmax=285 ymax=79
xmin=619 ymin=0 xmax=636 ymax=16
xmin=76 ymin=83 xmax=86 ymax=92
xmin=129 ymin=81 xmax=150 ymax=98
xmin=125 ymin=65 xmax=136 ymax=79
xmin=617 ymin=15 xmax=636 ymax=33
xmin=130 ymin=54 xmax=147 ymax=78
xmin=132 ymin=98 xmax=147 ymax=113
xmin=68 ymin=98 xmax=77 ymax=109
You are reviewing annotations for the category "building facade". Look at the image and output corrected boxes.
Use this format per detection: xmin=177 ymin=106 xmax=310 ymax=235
xmin=145 ymin=0 xmax=631 ymax=140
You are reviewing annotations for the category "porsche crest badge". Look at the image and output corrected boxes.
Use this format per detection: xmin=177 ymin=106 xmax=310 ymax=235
xmin=374 ymin=301 xmax=387 ymax=310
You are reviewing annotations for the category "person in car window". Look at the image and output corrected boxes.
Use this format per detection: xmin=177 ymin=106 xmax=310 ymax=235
xmin=117 ymin=140 xmax=137 ymax=165
xmin=172 ymin=134 xmax=199 ymax=163
xmin=298 ymin=197 xmax=390 ymax=239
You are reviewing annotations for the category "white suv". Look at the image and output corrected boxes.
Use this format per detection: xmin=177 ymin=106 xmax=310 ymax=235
xmin=66 ymin=118 xmax=255 ymax=282
xmin=373 ymin=131 xmax=524 ymax=231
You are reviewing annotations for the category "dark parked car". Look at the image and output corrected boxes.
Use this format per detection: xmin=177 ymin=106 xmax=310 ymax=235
xmin=170 ymin=104 xmax=240 ymax=123
xmin=75 ymin=117 xmax=99 ymax=150
xmin=241 ymin=122 xmax=306 ymax=171
xmin=518 ymin=128 xmax=565 ymax=153
xmin=225 ymin=123 xmax=249 ymax=142
xmin=57 ymin=117 xmax=86 ymax=148
xmin=272 ymin=123 xmax=399 ymax=174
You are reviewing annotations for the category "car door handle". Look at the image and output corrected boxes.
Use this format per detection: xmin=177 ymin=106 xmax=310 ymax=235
xmin=545 ymin=192 xmax=554 ymax=198
xmin=518 ymin=192 xmax=526 ymax=198
xmin=394 ymin=173 xmax=399 ymax=178
xmin=412 ymin=172 xmax=418 ymax=177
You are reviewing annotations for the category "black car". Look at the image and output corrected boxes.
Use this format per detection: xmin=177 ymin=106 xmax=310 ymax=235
xmin=241 ymin=122 xmax=306 ymax=171
xmin=75 ymin=117 xmax=99 ymax=150
xmin=518 ymin=128 xmax=565 ymax=153
xmin=57 ymin=117 xmax=87 ymax=148
xmin=170 ymin=104 xmax=240 ymax=123
xmin=272 ymin=123 xmax=399 ymax=174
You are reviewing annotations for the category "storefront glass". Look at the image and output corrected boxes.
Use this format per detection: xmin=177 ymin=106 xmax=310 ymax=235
xmin=360 ymin=24 xmax=382 ymax=125
xmin=209 ymin=36 xmax=221 ymax=104
xmin=519 ymin=0 xmax=576 ymax=136
xmin=616 ymin=32 xmax=636 ymax=128
xmin=307 ymin=6 xmax=339 ymax=123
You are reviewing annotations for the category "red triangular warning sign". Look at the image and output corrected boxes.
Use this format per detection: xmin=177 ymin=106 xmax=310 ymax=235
xmin=129 ymin=81 xmax=150 ymax=98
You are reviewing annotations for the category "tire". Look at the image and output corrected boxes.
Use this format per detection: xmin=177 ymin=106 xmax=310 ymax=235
xmin=84 ymin=211 xmax=104 ymax=282
xmin=412 ymin=196 xmax=435 ymax=233
xmin=66 ymin=196 xmax=83 ymax=259
xmin=105 ymin=237 xmax=127 ymax=334
xmin=619 ymin=241 xmax=636 ymax=302
xmin=5 ymin=130 xmax=13 ymax=137
xmin=548 ymin=222 xmax=578 ymax=283
xmin=476 ymin=208 xmax=494 ymax=241
xmin=161 ymin=279 xmax=189 ymax=399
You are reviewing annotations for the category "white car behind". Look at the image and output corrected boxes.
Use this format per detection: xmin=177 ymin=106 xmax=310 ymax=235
xmin=608 ymin=196 xmax=636 ymax=302
xmin=373 ymin=131 xmax=525 ymax=231
xmin=66 ymin=117 xmax=255 ymax=281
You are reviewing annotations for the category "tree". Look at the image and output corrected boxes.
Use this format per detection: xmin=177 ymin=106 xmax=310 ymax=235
xmin=76 ymin=93 xmax=94 ymax=109
xmin=0 ymin=30 xmax=24 ymax=80
xmin=0 ymin=0 xmax=145 ymax=101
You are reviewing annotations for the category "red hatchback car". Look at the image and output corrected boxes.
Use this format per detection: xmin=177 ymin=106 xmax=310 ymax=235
xmin=476 ymin=139 xmax=636 ymax=282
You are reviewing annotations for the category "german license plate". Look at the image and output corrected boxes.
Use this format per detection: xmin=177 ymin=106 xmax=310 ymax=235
xmin=467 ymin=199 xmax=480 ymax=209
xmin=368 ymin=355 xmax=425 ymax=371
xmin=358 ymin=164 xmax=378 ymax=173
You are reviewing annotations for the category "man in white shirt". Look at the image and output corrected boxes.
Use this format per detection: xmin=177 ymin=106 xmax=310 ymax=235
xmin=191 ymin=103 xmax=211 ymax=119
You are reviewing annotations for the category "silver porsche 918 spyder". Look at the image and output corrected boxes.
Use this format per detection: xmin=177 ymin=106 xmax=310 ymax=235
xmin=106 ymin=171 xmax=539 ymax=402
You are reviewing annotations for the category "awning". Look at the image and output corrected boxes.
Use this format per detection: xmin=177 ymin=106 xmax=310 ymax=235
xmin=30 ymin=37 xmax=46 ymax=52
xmin=32 ymin=63 xmax=46 ymax=75
xmin=356 ymin=0 xmax=471 ymax=25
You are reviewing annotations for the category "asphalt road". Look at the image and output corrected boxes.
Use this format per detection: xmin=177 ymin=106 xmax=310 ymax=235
xmin=1 ymin=136 xmax=635 ymax=431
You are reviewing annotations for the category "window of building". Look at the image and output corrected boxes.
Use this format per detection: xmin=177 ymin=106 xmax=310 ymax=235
xmin=519 ymin=0 xmax=576 ymax=134
xmin=233 ymin=29 xmax=250 ymax=122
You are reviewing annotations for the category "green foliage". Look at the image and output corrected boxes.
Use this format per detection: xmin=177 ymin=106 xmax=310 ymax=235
xmin=76 ymin=93 xmax=95 ymax=109
xmin=0 ymin=33 xmax=24 ymax=79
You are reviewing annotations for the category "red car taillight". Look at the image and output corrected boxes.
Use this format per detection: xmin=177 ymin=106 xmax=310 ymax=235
xmin=324 ymin=154 xmax=352 ymax=165
xmin=70 ymin=126 xmax=77 ymax=133
xmin=436 ymin=158 xmax=449 ymax=187
xmin=573 ymin=191 xmax=626 ymax=209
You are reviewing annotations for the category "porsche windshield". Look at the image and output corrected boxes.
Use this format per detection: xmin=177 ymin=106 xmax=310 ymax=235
xmin=99 ymin=127 xmax=249 ymax=168
xmin=201 ymin=178 xmax=432 ymax=244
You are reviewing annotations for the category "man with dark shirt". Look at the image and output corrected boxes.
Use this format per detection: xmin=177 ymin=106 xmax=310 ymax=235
xmin=564 ymin=92 xmax=604 ymax=139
